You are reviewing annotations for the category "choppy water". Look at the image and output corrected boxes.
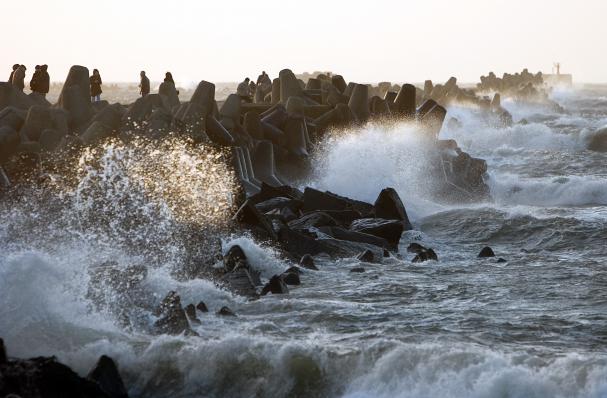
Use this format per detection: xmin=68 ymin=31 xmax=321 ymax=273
xmin=1 ymin=86 xmax=606 ymax=398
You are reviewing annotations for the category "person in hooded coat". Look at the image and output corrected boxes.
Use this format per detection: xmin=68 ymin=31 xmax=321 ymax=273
xmin=35 ymin=65 xmax=50 ymax=97
xmin=139 ymin=71 xmax=150 ymax=97
xmin=8 ymin=64 xmax=19 ymax=83
xmin=12 ymin=65 xmax=26 ymax=92
xmin=90 ymin=68 xmax=102 ymax=102
xmin=29 ymin=65 xmax=41 ymax=93
xmin=237 ymin=77 xmax=252 ymax=103
xmin=164 ymin=72 xmax=174 ymax=84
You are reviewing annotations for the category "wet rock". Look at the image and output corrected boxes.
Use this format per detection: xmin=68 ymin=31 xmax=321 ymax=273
xmin=0 ymin=106 xmax=26 ymax=132
xmin=261 ymin=275 xmax=289 ymax=295
xmin=20 ymin=105 xmax=53 ymax=141
xmin=153 ymin=291 xmax=193 ymax=335
xmin=0 ymin=126 xmax=20 ymax=163
xmin=223 ymin=245 xmax=247 ymax=272
xmin=302 ymin=187 xmax=373 ymax=215
xmin=373 ymin=187 xmax=413 ymax=230
xmin=349 ymin=218 xmax=404 ymax=251
xmin=217 ymin=306 xmax=236 ymax=316
xmin=496 ymin=258 xmax=507 ymax=263
xmin=478 ymin=246 xmax=495 ymax=258
xmin=356 ymin=249 xmax=377 ymax=263
xmin=249 ymin=183 xmax=303 ymax=204
xmin=407 ymin=242 xmax=426 ymax=254
xmin=39 ymin=129 xmax=64 ymax=152
xmin=255 ymin=196 xmax=303 ymax=214
xmin=222 ymin=268 xmax=260 ymax=298
xmin=587 ymin=127 xmax=607 ymax=152
xmin=288 ymin=211 xmax=339 ymax=231
xmin=184 ymin=304 xmax=201 ymax=325
xmin=196 ymin=301 xmax=209 ymax=313
xmin=280 ymin=270 xmax=301 ymax=285
xmin=0 ymin=338 xmax=6 ymax=364
xmin=87 ymin=355 xmax=129 ymax=398
xmin=80 ymin=121 xmax=114 ymax=145
xmin=233 ymin=199 xmax=277 ymax=239
xmin=0 ymin=352 xmax=109 ymax=398
xmin=350 ymin=267 xmax=365 ymax=273
xmin=318 ymin=226 xmax=390 ymax=249
xmin=412 ymin=248 xmax=438 ymax=263
xmin=299 ymin=254 xmax=318 ymax=270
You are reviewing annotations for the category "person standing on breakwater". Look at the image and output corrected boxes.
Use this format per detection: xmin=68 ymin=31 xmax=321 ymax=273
xmin=237 ymin=77 xmax=252 ymax=102
xmin=11 ymin=65 xmax=26 ymax=92
xmin=90 ymin=69 xmax=102 ymax=102
xmin=8 ymin=64 xmax=19 ymax=83
xmin=139 ymin=71 xmax=150 ymax=97
xmin=164 ymin=71 xmax=179 ymax=95
xmin=35 ymin=65 xmax=50 ymax=98
xmin=29 ymin=65 xmax=41 ymax=93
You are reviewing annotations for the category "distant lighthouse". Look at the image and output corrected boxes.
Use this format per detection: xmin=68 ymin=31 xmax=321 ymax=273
xmin=544 ymin=62 xmax=572 ymax=86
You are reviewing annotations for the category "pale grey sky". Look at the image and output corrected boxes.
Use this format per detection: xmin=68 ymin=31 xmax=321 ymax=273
xmin=3 ymin=0 xmax=607 ymax=84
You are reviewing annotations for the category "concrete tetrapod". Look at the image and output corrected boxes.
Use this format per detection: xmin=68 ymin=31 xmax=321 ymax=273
xmin=348 ymin=84 xmax=370 ymax=123
xmin=252 ymin=140 xmax=285 ymax=187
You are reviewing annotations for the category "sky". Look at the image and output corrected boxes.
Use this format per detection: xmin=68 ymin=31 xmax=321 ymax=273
xmin=3 ymin=0 xmax=607 ymax=84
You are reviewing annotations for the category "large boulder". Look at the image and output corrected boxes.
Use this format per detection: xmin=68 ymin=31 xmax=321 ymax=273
xmin=20 ymin=105 xmax=53 ymax=141
xmin=349 ymin=218 xmax=404 ymax=251
xmin=261 ymin=275 xmax=289 ymax=295
xmin=158 ymin=81 xmax=180 ymax=109
xmin=87 ymin=355 xmax=129 ymax=398
xmin=0 ymin=82 xmax=36 ymax=110
xmin=153 ymin=291 xmax=195 ymax=335
xmin=0 ymin=106 xmax=26 ymax=131
xmin=57 ymin=65 xmax=93 ymax=132
xmin=288 ymin=211 xmax=339 ymax=231
xmin=373 ymin=188 xmax=413 ymax=230
xmin=0 ymin=126 xmax=20 ymax=163
xmin=318 ymin=226 xmax=390 ymax=249
xmin=302 ymin=187 xmax=373 ymax=215
xmin=587 ymin=127 xmax=607 ymax=152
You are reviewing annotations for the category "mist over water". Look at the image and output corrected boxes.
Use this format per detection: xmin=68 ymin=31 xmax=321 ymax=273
xmin=1 ymin=88 xmax=607 ymax=397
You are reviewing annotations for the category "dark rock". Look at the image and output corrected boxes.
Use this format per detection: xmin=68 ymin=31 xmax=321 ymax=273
xmin=496 ymin=258 xmax=507 ymax=263
xmin=356 ymin=249 xmax=376 ymax=263
xmin=350 ymin=267 xmax=365 ymax=273
xmin=320 ymin=209 xmax=363 ymax=226
xmin=478 ymin=246 xmax=495 ymax=258
xmin=223 ymin=245 xmax=247 ymax=272
xmin=261 ymin=275 xmax=289 ymax=295
xmin=412 ymin=248 xmax=438 ymax=263
xmin=153 ymin=291 xmax=193 ymax=335
xmin=184 ymin=304 xmax=201 ymax=324
xmin=196 ymin=301 xmax=209 ymax=312
xmin=280 ymin=270 xmax=301 ymax=286
xmin=87 ymin=355 xmax=129 ymax=398
xmin=249 ymin=183 xmax=303 ymax=205
xmin=233 ymin=199 xmax=277 ymax=239
xmin=407 ymin=242 xmax=426 ymax=254
xmin=299 ymin=254 xmax=318 ymax=270
xmin=288 ymin=211 xmax=339 ymax=231
xmin=0 ymin=126 xmax=20 ymax=163
xmin=349 ymin=218 xmax=404 ymax=251
xmin=222 ymin=268 xmax=260 ymax=298
xmin=39 ymin=129 xmax=64 ymax=152
xmin=302 ymin=187 xmax=373 ymax=215
xmin=587 ymin=127 xmax=607 ymax=152
xmin=20 ymin=105 xmax=53 ymax=141
xmin=318 ymin=226 xmax=390 ymax=249
xmin=284 ymin=266 xmax=302 ymax=275
xmin=0 ymin=338 xmax=6 ymax=364
xmin=373 ymin=188 xmax=413 ymax=230
xmin=0 ymin=106 xmax=26 ymax=132
xmin=217 ymin=306 xmax=236 ymax=316
xmin=255 ymin=197 xmax=303 ymax=214
xmin=0 ymin=355 xmax=109 ymax=398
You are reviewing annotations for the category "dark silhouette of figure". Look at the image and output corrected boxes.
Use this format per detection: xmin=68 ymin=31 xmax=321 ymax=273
xmin=249 ymin=80 xmax=257 ymax=97
xmin=139 ymin=71 xmax=150 ymax=97
xmin=8 ymin=64 xmax=19 ymax=84
xmin=90 ymin=69 xmax=102 ymax=102
xmin=164 ymin=72 xmax=174 ymax=84
xmin=12 ymin=65 xmax=26 ymax=92
xmin=237 ymin=77 xmax=252 ymax=102
xmin=256 ymin=71 xmax=270 ymax=86
xmin=36 ymin=65 xmax=50 ymax=97
xmin=29 ymin=65 xmax=41 ymax=93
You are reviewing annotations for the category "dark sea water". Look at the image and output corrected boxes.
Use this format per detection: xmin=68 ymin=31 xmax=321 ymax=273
xmin=1 ymin=86 xmax=606 ymax=397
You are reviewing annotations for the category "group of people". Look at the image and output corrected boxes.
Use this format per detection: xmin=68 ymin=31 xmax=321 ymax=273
xmin=8 ymin=64 xmax=50 ymax=97
xmin=237 ymin=71 xmax=272 ymax=102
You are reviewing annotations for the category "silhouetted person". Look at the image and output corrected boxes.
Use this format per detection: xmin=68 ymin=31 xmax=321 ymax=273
xmin=256 ymin=71 xmax=269 ymax=85
xmin=249 ymin=80 xmax=257 ymax=96
xmin=237 ymin=77 xmax=251 ymax=102
xmin=164 ymin=72 xmax=174 ymax=84
xmin=139 ymin=71 xmax=150 ymax=97
xmin=29 ymin=65 xmax=41 ymax=92
xmin=36 ymin=65 xmax=50 ymax=98
xmin=90 ymin=68 xmax=102 ymax=102
xmin=12 ymin=65 xmax=26 ymax=92
xmin=8 ymin=64 xmax=19 ymax=84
